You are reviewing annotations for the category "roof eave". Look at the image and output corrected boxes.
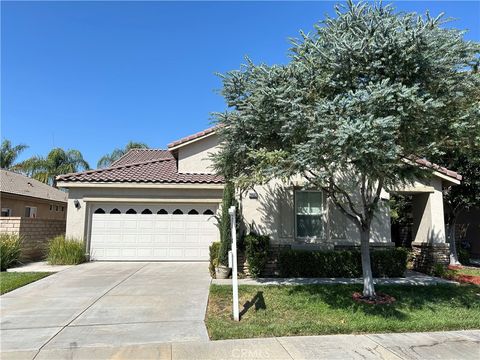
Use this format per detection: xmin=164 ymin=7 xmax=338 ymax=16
xmin=56 ymin=181 xmax=225 ymax=189
xmin=167 ymin=130 xmax=217 ymax=151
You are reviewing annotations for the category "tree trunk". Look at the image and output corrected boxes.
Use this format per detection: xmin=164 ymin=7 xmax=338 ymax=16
xmin=448 ymin=217 xmax=461 ymax=266
xmin=360 ymin=226 xmax=376 ymax=298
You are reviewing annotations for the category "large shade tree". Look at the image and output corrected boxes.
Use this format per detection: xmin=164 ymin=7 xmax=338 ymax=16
xmin=97 ymin=141 xmax=149 ymax=168
xmin=18 ymin=148 xmax=90 ymax=187
xmin=213 ymin=1 xmax=480 ymax=298
xmin=0 ymin=140 xmax=28 ymax=169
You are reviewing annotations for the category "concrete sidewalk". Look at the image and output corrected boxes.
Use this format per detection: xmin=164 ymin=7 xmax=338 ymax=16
xmin=3 ymin=330 xmax=479 ymax=360
xmin=212 ymin=270 xmax=458 ymax=286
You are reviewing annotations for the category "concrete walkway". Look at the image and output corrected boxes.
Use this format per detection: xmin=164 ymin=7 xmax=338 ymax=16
xmin=1 ymin=262 xmax=211 ymax=355
xmin=7 ymin=261 xmax=74 ymax=273
xmin=2 ymin=330 xmax=478 ymax=359
xmin=213 ymin=270 xmax=458 ymax=286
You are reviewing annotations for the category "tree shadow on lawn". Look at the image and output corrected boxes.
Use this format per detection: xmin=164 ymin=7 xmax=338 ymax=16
xmin=240 ymin=291 xmax=266 ymax=319
xmin=286 ymin=284 xmax=477 ymax=320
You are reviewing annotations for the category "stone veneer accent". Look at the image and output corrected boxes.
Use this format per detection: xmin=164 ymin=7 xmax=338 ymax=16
xmin=0 ymin=217 xmax=66 ymax=261
xmin=411 ymin=242 xmax=450 ymax=274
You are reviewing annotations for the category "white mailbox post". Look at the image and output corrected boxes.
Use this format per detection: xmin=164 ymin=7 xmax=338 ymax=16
xmin=228 ymin=205 xmax=240 ymax=321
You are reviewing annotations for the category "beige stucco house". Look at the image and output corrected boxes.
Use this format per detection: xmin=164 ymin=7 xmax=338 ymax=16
xmin=57 ymin=127 xmax=461 ymax=268
xmin=1 ymin=170 xmax=67 ymax=220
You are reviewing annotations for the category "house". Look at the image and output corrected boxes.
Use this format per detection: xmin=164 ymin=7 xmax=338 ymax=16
xmin=57 ymin=127 xmax=461 ymax=271
xmin=0 ymin=169 xmax=67 ymax=220
xmin=0 ymin=170 xmax=68 ymax=261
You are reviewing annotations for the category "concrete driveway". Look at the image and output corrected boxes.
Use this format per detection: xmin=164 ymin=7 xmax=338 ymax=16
xmin=1 ymin=262 xmax=211 ymax=354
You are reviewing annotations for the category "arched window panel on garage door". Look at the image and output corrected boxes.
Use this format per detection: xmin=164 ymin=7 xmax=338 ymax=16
xmin=94 ymin=208 xmax=105 ymax=214
xmin=110 ymin=208 xmax=121 ymax=214
xmin=141 ymin=209 xmax=152 ymax=214
xmin=157 ymin=209 xmax=168 ymax=215
xmin=203 ymin=209 xmax=214 ymax=215
xmin=173 ymin=209 xmax=183 ymax=215
xmin=126 ymin=208 xmax=137 ymax=214
xmin=188 ymin=209 xmax=199 ymax=215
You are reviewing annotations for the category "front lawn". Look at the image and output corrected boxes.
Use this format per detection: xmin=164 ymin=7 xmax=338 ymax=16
xmin=206 ymin=284 xmax=480 ymax=340
xmin=0 ymin=272 xmax=52 ymax=295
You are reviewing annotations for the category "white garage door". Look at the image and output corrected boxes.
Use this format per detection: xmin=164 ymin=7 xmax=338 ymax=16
xmin=89 ymin=204 xmax=218 ymax=261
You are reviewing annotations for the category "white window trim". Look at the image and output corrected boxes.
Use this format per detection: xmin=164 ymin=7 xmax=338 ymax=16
xmin=1 ymin=208 xmax=12 ymax=217
xmin=25 ymin=206 xmax=37 ymax=218
xmin=294 ymin=190 xmax=328 ymax=242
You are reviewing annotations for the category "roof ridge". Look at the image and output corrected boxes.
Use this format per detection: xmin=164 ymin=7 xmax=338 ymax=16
xmin=57 ymin=157 xmax=175 ymax=180
xmin=110 ymin=148 xmax=169 ymax=167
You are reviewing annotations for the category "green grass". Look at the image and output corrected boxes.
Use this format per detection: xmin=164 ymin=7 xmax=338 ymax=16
xmin=206 ymin=284 xmax=480 ymax=340
xmin=451 ymin=267 xmax=480 ymax=277
xmin=0 ymin=272 xmax=53 ymax=295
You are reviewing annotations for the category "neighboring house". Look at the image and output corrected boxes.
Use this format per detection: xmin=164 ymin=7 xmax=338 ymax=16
xmin=0 ymin=170 xmax=68 ymax=261
xmin=57 ymin=127 xmax=461 ymax=271
xmin=0 ymin=169 xmax=67 ymax=220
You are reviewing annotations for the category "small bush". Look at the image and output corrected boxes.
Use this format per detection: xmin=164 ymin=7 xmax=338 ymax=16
xmin=432 ymin=263 xmax=447 ymax=277
xmin=278 ymin=247 xmax=408 ymax=278
xmin=245 ymin=233 xmax=270 ymax=278
xmin=0 ymin=233 xmax=22 ymax=271
xmin=458 ymin=248 xmax=470 ymax=265
xmin=47 ymin=235 xmax=86 ymax=265
xmin=209 ymin=242 xmax=221 ymax=278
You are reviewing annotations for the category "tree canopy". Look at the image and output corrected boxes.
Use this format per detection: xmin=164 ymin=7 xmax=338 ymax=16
xmin=213 ymin=1 xmax=480 ymax=297
xmin=0 ymin=140 xmax=28 ymax=169
xmin=97 ymin=141 xmax=149 ymax=168
xmin=17 ymin=148 xmax=90 ymax=187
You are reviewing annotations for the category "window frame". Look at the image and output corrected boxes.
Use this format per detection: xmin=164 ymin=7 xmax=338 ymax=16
xmin=24 ymin=206 xmax=37 ymax=218
xmin=1 ymin=208 xmax=12 ymax=217
xmin=294 ymin=190 xmax=326 ymax=241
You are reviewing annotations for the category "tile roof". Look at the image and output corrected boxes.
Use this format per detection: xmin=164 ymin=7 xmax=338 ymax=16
xmin=56 ymin=151 xmax=224 ymax=184
xmin=168 ymin=125 xmax=219 ymax=149
xmin=1 ymin=170 xmax=68 ymax=202
xmin=415 ymin=158 xmax=462 ymax=181
xmin=111 ymin=149 xmax=174 ymax=166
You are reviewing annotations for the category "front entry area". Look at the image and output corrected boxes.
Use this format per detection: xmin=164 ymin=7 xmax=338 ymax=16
xmin=89 ymin=203 xmax=218 ymax=261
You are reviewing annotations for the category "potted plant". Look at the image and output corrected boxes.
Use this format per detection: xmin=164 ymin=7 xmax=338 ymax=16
xmin=214 ymin=258 xmax=230 ymax=279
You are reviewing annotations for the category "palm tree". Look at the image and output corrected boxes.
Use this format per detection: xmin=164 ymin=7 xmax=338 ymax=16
xmin=0 ymin=140 xmax=28 ymax=169
xmin=17 ymin=148 xmax=90 ymax=187
xmin=97 ymin=141 xmax=148 ymax=168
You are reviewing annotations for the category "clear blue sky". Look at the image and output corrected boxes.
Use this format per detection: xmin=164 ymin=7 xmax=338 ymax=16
xmin=2 ymin=1 xmax=479 ymax=168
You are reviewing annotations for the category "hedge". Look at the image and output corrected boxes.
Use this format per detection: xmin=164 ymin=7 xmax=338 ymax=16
xmin=245 ymin=234 xmax=270 ymax=278
xmin=278 ymin=247 xmax=408 ymax=278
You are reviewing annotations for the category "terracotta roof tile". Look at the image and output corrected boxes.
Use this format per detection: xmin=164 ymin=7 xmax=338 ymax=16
xmin=415 ymin=158 xmax=462 ymax=181
xmin=57 ymin=153 xmax=224 ymax=184
xmin=111 ymin=149 xmax=174 ymax=166
xmin=167 ymin=125 xmax=220 ymax=149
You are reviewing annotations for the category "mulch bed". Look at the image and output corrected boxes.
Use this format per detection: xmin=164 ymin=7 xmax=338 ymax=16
xmin=446 ymin=265 xmax=480 ymax=285
xmin=352 ymin=292 xmax=396 ymax=305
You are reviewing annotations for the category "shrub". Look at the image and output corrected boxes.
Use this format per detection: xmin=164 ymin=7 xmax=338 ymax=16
xmin=278 ymin=247 xmax=408 ymax=278
xmin=458 ymin=248 xmax=470 ymax=265
xmin=432 ymin=263 xmax=447 ymax=277
xmin=218 ymin=183 xmax=235 ymax=266
xmin=0 ymin=233 xmax=22 ymax=271
xmin=371 ymin=247 xmax=409 ymax=277
xmin=209 ymin=242 xmax=221 ymax=278
xmin=47 ymin=235 xmax=86 ymax=265
xmin=245 ymin=233 xmax=270 ymax=278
